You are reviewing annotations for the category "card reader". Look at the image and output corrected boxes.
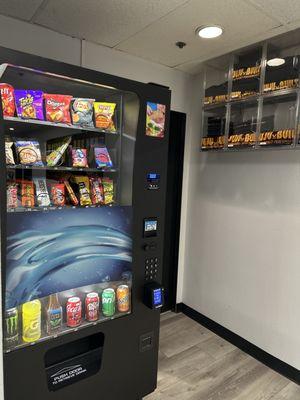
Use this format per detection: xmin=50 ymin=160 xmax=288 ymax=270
xmin=144 ymin=282 xmax=164 ymax=309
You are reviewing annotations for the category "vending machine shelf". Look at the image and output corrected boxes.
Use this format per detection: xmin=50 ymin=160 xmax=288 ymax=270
xmin=7 ymin=204 xmax=116 ymax=213
xmin=6 ymin=164 xmax=118 ymax=173
xmin=4 ymin=116 xmax=120 ymax=136
xmin=4 ymin=310 xmax=131 ymax=354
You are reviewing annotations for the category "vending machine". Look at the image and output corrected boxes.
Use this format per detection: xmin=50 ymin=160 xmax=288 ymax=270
xmin=0 ymin=46 xmax=170 ymax=400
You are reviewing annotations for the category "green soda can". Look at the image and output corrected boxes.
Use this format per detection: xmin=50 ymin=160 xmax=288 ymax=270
xmin=102 ymin=288 xmax=116 ymax=317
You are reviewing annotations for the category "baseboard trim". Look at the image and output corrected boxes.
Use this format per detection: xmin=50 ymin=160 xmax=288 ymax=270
xmin=181 ymin=304 xmax=300 ymax=385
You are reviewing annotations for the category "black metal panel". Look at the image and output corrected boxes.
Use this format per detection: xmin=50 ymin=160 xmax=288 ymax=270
xmin=0 ymin=45 xmax=171 ymax=400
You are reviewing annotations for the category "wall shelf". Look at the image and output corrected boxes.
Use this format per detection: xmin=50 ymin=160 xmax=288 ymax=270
xmin=201 ymin=37 xmax=300 ymax=152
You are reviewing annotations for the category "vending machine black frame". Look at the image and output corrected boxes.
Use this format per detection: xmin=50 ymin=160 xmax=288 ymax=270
xmin=0 ymin=46 xmax=171 ymax=400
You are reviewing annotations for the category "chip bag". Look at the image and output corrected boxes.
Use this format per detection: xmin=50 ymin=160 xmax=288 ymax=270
xmin=71 ymin=98 xmax=95 ymax=127
xmin=7 ymin=182 xmax=18 ymax=208
xmin=15 ymin=140 xmax=43 ymax=166
xmin=14 ymin=90 xmax=44 ymax=120
xmin=44 ymin=94 xmax=72 ymax=124
xmin=90 ymin=177 xmax=104 ymax=205
xmin=0 ymin=83 xmax=15 ymax=117
xmin=5 ymin=142 xmax=15 ymax=165
xmin=46 ymin=136 xmax=71 ymax=166
xmin=94 ymin=102 xmax=116 ymax=131
xmin=102 ymin=177 xmax=114 ymax=205
xmin=73 ymin=176 xmax=92 ymax=206
xmin=94 ymin=147 xmax=113 ymax=169
xmin=71 ymin=148 xmax=88 ymax=168
xmin=34 ymin=178 xmax=51 ymax=207
xmin=20 ymin=180 xmax=35 ymax=208
xmin=51 ymin=183 xmax=65 ymax=207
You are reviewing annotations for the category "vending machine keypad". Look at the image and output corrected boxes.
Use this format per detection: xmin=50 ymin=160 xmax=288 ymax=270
xmin=145 ymin=257 xmax=159 ymax=281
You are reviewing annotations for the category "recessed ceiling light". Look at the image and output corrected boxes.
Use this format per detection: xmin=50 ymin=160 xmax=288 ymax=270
xmin=196 ymin=25 xmax=223 ymax=39
xmin=267 ymin=57 xmax=285 ymax=67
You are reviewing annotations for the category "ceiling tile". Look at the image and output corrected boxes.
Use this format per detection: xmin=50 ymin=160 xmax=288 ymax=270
xmin=249 ymin=0 xmax=300 ymax=25
xmin=0 ymin=0 xmax=44 ymax=21
xmin=115 ymin=0 xmax=280 ymax=68
xmin=34 ymin=0 xmax=188 ymax=47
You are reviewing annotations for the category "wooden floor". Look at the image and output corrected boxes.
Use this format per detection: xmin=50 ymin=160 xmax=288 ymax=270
xmin=145 ymin=312 xmax=300 ymax=400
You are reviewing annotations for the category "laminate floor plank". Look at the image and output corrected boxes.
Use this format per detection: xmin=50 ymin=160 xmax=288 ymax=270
xmin=271 ymin=383 xmax=300 ymax=399
xmin=145 ymin=313 xmax=299 ymax=400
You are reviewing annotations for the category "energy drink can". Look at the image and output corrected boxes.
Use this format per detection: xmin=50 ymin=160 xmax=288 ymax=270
xmin=117 ymin=285 xmax=130 ymax=313
xmin=5 ymin=308 xmax=19 ymax=346
xmin=102 ymin=288 xmax=116 ymax=317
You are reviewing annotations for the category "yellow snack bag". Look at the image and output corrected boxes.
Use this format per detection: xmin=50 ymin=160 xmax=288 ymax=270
xmin=94 ymin=102 xmax=116 ymax=132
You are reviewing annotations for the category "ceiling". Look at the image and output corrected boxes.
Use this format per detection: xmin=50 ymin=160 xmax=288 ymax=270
xmin=1 ymin=0 xmax=300 ymax=74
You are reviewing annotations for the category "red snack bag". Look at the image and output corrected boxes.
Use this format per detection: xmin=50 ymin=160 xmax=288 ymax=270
xmin=44 ymin=94 xmax=72 ymax=124
xmin=7 ymin=182 xmax=18 ymax=208
xmin=0 ymin=84 xmax=15 ymax=117
xmin=21 ymin=180 xmax=34 ymax=208
xmin=51 ymin=183 xmax=65 ymax=206
xmin=90 ymin=177 xmax=104 ymax=205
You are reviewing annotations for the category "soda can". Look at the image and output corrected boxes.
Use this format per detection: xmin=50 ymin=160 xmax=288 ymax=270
xmin=5 ymin=308 xmax=19 ymax=346
xmin=85 ymin=292 xmax=99 ymax=322
xmin=66 ymin=297 xmax=82 ymax=327
xmin=102 ymin=288 xmax=116 ymax=317
xmin=117 ymin=285 xmax=130 ymax=313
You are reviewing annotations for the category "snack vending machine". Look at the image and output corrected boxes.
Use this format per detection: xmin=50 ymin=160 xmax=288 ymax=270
xmin=0 ymin=46 xmax=170 ymax=400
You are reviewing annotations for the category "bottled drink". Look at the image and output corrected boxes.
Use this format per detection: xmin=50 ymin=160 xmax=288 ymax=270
xmin=46 ymin=293 xmax=62 ymax=335
xmin=117 ymin=285 xmax=130 ymax=313
xmin=102 ymin=288 xmax=116 ymax=317
xmin=85 ymin=292 xmax=99 ymax=322
xmin=66 ymin=297 xmax=82 ymax=327
xmin=22 ymin=300 xmax=41 ymax=343
xmin=5 ymin=308 xmax=19 ymax=347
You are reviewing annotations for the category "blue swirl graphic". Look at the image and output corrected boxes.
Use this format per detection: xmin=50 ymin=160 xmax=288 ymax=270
xmin=6 ymin=221 xmax=132 ymax=309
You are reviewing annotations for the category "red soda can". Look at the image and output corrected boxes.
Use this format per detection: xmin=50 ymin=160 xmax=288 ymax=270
xmin=66 ymin=297 xmax=82 ymax=327
xmin=85 ymin=292 xmax=99 ymax=322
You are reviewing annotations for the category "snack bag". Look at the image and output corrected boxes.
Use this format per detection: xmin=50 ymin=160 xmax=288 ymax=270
xmin=102 ymin=177 xmax=114 ymax=205
xmin=0 ymin=83 xmax=15 ymax=117
xmin=51 ymin=183 xmax=65 ymax=206
xmin=7 ymin=182 xmax=18 ymax=208
xmin=64 ymin=180 xmax=79 ymax=206
xmin=5 ymin=142 xmax=15 ymax=165
xmin=73 ymin=176 xmax=92 ymax=206
xmin=71 ymin=148 xmax=88 ymax=168
xmin=21 ymin=180 xmax=35 ymax=208
xmin=34 ymin=178 xmax=51 ymax=207
xmin=71 ymin=98 xmax=95 ymax=127
xmin=15 ymin=140 xmax=43 ymax=166
xmin=93 ymin=102 xmax=116 ymax=131
xmin=14 ymin=90 xmax=44 ymax=120
xmin=94 ymin=147 xmax=113 ymax=168
xmin=44 ymin=94 xmax=72 ymax=124
xmin=90 ymin=177 xmax=104 ymax=205
xmin=46 ymin=136 xmax=71 ymax=166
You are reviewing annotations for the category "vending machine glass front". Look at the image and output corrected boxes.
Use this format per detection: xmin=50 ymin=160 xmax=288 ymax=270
xmin=0 ymin=64 xmax=138 ymax=352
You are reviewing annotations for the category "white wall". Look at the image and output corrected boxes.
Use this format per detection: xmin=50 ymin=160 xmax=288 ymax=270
xmin=181 ymin=71 xmax=300 ymax=370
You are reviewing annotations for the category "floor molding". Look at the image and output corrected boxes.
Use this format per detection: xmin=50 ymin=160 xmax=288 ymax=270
xmin=181 ymin=304 xmax=300 ymax=385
